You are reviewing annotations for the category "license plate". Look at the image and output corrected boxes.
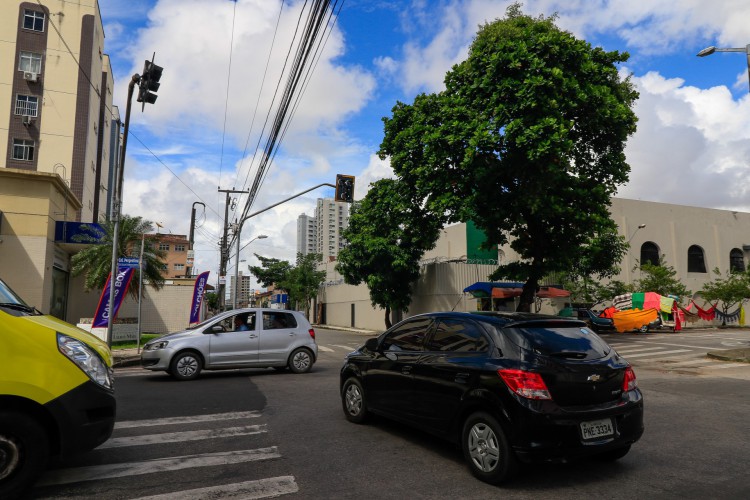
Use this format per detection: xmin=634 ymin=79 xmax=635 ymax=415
xmin=580 ymin=418 xmax=614 ymax=440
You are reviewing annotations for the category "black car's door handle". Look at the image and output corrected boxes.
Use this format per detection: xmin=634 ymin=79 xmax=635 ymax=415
xmin=401 ymin=365 xmax=412 ymax=374
xmin=455 ymin=372 xmax=470 ymax=383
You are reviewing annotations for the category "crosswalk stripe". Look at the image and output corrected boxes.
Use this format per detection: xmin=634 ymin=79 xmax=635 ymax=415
xmin=331 ymin=344 xmax=357 ymax=351
xmin=622 ymin=349 xmax=693 ymax=359
xmin=133 ymin=476 xmax=299 ymax=500
xmin=662 ymin=358 xmax=712 ymax=367
xmin=99 ymin=425 xmax=266 ymax=449
xmin=36 ymin=447 xmax=281 ymax=487
xmin=613 ymin=346 xmax=664 ymax=354
xmin=699 ymin=362 xmax=749 ymax=370
xmin=115 ymin=411 xmax=261 ymax=429
xmin=317 ymin=345 xmax=334 ymax=352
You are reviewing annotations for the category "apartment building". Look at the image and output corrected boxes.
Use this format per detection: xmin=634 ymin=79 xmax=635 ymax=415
xmin=296 ymin=213 xmax=316 ymax=256
xmin=149 ymin=234 xmax=190 ymax=278
xmin=314 ymin=198 xmax=349 ymax=261
xmin=0 ymin=1 xmax=118 ymax=319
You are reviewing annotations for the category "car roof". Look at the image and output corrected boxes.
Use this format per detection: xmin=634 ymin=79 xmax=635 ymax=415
xmin=406 ymin=311 xmax=587 ymax=328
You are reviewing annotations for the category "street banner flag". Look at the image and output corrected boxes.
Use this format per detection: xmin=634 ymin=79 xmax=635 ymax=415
xmin=92 ymin=267 xmax=135 ymax=327
xmin=190 ymin=271 xmax=210 ymax=324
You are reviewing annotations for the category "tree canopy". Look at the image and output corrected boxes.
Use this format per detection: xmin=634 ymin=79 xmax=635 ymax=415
xmin=700 ymin=268 xmax=750 ymax=323
xmin=378 ymin=5 xmax=638 ymax=311
xmin=248 ymin=252 xmax=325 ymax=318
xmin=336 ymin=178 xmax=441 ymax=328
xmin=70 ymin=215 xmax=167 ymax=299
xmin=631 ymin=257 xmax=690 ymax=299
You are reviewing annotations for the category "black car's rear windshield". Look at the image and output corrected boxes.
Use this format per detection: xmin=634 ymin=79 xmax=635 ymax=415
xmin=502 ymin=324 xmax=611 ymax=360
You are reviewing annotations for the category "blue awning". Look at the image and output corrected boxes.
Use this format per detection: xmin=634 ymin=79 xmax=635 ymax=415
xmin=463 ymin=281 xmax=525 ymax=298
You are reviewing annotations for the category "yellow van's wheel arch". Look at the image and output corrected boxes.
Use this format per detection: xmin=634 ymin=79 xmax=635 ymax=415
xmin=0 ymin=411 xmax=50 ymax=497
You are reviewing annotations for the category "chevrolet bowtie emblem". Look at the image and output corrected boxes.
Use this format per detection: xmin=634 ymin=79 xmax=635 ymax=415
xmin=587 ymin=374 xmax=602 ymax=382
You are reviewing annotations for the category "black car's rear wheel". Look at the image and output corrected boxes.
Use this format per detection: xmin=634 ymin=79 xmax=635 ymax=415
xmin=462 ymin=412 xmax=517 ymax=485
xmin=341 ymin=378 xmax=369 ymax=423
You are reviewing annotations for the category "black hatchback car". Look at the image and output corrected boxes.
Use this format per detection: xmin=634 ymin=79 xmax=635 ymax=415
xmin=340 ymin=312 xmax=643 ymax=484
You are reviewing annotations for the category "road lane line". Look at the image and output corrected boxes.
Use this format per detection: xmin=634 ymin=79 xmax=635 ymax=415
xmin=115 ymin=411 xmax=262 ymax=429
xmin=662 ymin=358 xmax=713 ymax=366
xmin=332 ymin=344 xmax=358 ymax=351
xmin=317 ymin=345 xmax=334 ymax=352
xmin=133 ymin=476 xmax=299 ymax=500
xmin=612 ymin=346 xmax=664 ymax=354
xmin=621 ymin=349 xmax=693 ymax=359
xmin=99 ymin=425 xmax=267 ymax=449
xmin=699 ymin=362 xmax=750 ymax=370
xmin=36 ymin=447 xmax=281 ymax=487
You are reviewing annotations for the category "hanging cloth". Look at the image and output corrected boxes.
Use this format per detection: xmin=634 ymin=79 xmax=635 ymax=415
xmin=673 ymin=304 xmax=684 ymax=331
xmin=643 ymin=292 xmax=661 ymax=310
xmin=611 ymin=309 xmax=659 ymax=333
xmin=741 ymin=306 xmax=746 ymax=327
xmin=613 ymin=293 xmax=633 ymax=311
xmin=631 ymin=292 xmax=645 ymax=310
xmin=692 ymin=301 xmax=717 ymax=321
xmin=660 ymin=296 xmax=675 ymax=313
xmin=715 ymin=307 xmax=741 ymax=323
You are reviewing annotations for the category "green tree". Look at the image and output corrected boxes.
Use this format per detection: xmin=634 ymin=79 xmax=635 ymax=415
xmin=204 ymin=291 xmax=219 ymax=313
xmin=378 ymin=4 xmax=638 ymax=311
xmin=632 ymin=256 xmax=690 ymax=299
xmin=700 ymin=268 xmax=750 ymax=325
xmin=248 ymin=255 xmax=293 ymax=292
xmin=336 ymin=179 xmax=441 ymax=328
xmin=71 ymin=215 xmax=167 ymax=299
xmin=280 ymin=253 xmax=326 ymax=318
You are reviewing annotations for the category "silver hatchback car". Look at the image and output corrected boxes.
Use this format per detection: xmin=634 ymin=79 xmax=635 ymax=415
xmin=141 ymin=308 xmax=317 ymax=380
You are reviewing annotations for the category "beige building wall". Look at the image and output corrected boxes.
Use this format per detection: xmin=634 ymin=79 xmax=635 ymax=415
xmin=0 ymin=169 xmax=81 ymax=311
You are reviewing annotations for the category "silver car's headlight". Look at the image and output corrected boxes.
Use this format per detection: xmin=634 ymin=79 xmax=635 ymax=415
xmin=144 ymin=340 xmax=169 ymax=351
xmin=57 ymin=333 xmax=113 ymax=390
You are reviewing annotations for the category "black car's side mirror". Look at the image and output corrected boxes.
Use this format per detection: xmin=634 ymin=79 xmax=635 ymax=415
xmin=364 ymin=338 xmax=379 ymax=351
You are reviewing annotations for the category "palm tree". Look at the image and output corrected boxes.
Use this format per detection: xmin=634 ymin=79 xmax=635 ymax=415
xmin=71 ymin=215 xmax=167 ymax=299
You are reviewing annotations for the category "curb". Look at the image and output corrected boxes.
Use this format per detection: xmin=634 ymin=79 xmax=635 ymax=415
xmin=706 ymin=349 xmax=750 ymax=363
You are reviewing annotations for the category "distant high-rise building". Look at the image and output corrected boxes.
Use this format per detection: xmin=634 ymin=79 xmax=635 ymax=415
xmin=315 ymin=198 xmax=349 ymax=261
xmin=296 ymin=213 xmax=316 ymax=256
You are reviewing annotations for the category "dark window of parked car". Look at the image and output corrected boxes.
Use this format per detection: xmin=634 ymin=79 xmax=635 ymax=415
xmin=263 ymin=311 xmax=297 ymax=329
xmin=730 ymin=248 xmax=745 ymax=272
xmin=502 ymin=324 xmax=610 ymax=361
xmin=640 ymin=241 xmax=660 ymax=266
xmin=687 ymin=245 xmax=707 ymax=273
xmin=428 ymin=318 xmax=489 ymax=352
xmin=380 ymin=317 xmax=432 ymax=351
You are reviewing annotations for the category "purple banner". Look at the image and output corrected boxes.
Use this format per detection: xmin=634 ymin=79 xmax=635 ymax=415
xmin=92 ymin=267 xmax=135 ymax=327
xmin=189 ymin=271 xmax=210 ymax=324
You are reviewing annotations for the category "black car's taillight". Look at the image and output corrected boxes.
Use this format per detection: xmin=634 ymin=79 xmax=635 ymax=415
xmin=498 ymin=369 xmax=552 ymax=400
xmin=622 ymin=366 xmax=637 ymax=392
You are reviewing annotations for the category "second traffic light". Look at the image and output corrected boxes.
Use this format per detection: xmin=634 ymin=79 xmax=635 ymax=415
xmin=137 ymin=54 xmax=163 ymax=111
xmin=335 ymin=174 xmax=355 ymax=203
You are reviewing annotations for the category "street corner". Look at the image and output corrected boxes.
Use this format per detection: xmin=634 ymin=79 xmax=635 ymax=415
xmin=706 ymin=348 xmax=750 ymax=363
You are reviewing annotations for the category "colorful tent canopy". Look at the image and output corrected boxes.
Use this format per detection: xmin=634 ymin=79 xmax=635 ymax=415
xmin=463 ymin=282 xmax=525 ymax=298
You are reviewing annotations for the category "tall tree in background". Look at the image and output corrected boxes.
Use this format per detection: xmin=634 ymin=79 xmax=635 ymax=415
xmin=336 ymin=179 xmax=441 ymax=328
xmin=632 ymin=257 xmax=690 ymax=298
xmin=379 ymin=4 xmax=638 ymax=311
xmin=699 ymin=268 xmax=750 ymax=324
xmin=71 ymin=215 xmax=166 ymax=299
xmin=281 ymin=253 xmax=326 ymax=318
xmin=248 ymin=255 xmax=293 ymax=294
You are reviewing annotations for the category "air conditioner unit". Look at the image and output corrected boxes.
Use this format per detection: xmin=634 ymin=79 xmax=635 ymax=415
xmin=22 ymin=115 xmax=33 ymax=126
xmin=23 ymin=72 xmax=38 ymax=82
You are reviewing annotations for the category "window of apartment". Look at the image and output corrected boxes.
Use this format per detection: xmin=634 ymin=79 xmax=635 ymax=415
xmin=23 ymin=9 xmax=45 ymax=32
xmin=174 ymin=263 xmax=185 ymax=270
xmin=640 ymin=242 xmax=660 ymax=266
xmin=730 ymin=248 xmax=745 ymax=272
xmin=160 ymin=264 xmax=168 ymax=271
xmin=174 ymin=244 xmax=186 ymax=252
xmin=18 ymin=52 xmax=42 ymax=74
xmin=12 ymin=139 xmax=34 ymax=161
xmin=159 ymin=243 xmax=170 ymax=251
xmin=14 ymin=95 xmax=38 ymax=117
xmin=687 ymin=245 xmax=707 ymax=273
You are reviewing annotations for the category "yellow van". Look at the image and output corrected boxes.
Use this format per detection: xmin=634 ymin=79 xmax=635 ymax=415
xmin=0 ymin=278 xmax=115 ymax=498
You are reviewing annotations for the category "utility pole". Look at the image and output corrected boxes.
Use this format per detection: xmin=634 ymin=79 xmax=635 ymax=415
xmin=217 ymin=189 xmax=247 ymax=311
xmin=187 ymin=201 xmax=204 ymax=277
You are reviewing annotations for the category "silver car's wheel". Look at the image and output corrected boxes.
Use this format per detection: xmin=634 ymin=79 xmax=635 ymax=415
xmin=170 ymin=351 xmax=202 ymax=381
xmin=288 ymin=348 xmax=313 ymax=374
xmin=462 ymin=412 xmax=517 ymax=484
xmin=341 ymin=378 xmax=368 ymax=423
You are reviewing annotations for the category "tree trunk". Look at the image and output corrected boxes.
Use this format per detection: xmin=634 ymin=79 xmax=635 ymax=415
xmin=516 ymin=279 xmax=538 ymax=312
xmin=384 ymin=305 xmax=392 ymax=329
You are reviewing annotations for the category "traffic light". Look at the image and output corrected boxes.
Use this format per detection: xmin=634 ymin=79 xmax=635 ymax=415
xmin=137 ymin=54 xmax=163 ymax=111
xmin=335 ymin=174 xmax=355 ymax=203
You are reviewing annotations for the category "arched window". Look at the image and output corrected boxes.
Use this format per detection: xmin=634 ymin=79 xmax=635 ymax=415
xmin=687 ymin=245 xmax=707 ymax=273
xmin=640 ymin=242 xmax=660 ymax=266
xmin=730 ymin=248 xmax=745 ymax=272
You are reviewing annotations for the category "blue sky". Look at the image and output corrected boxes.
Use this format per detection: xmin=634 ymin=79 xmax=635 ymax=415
xmin=99 ymin=0 xmax=750 ymax=286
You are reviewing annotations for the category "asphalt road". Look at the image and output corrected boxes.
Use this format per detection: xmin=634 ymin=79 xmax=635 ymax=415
xmin=30 ymin=327 xmax=750 ymax=499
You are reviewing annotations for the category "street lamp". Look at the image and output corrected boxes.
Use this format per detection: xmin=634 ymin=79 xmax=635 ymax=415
xmin=697 ymin=44 xmax=750 ymax=92
xmin=233 ymin=234 xmax=268 ymax=309
xmin=628 ymin=223 xmax=647 ymax=244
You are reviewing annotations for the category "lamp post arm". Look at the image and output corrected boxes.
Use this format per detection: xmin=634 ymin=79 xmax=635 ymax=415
xmin=239 ymin=183 xmax=336 ymax=227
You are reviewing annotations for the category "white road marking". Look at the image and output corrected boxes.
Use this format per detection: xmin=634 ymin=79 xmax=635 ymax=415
xmin=332 ymin=344 xmax=358 ymax=351
xmin=612 ymin=346 xmax=665 ymax=354
xmin=115 ymin=411 xmax=261 ymax=429
xmin=621 ymin=349 xmax=693 ymax=359
xmin=699 ymin=362 xmax=750 ymax=370
xmin=662 ymin=358 xmax=713 ymax=367
xmin=99 ymin=425 xmax=266 ymax=449
xmin=36 ymin=447 xmax=281 ymax=487
xmin=133 ymin=476 xmax=299 ymax=500
xmin=317 ymin=345 xmax=334 ymax=352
